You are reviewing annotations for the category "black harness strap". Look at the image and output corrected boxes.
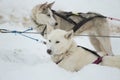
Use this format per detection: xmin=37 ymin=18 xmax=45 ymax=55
xmin=32 ymin=18 xmax=47 ymax=36
xmin=63 ymin=12 xmax=73 ymax=18
xmin=77 ymin=45 xmax=100 ymax=57
xmin=56 ymin=58 xmax=63 ymax=64
xmin=55 ymin=45 xmax=102 ymax=65
xmin=73 ymin=15 xmax=106 ymax=32
xmin=77 ymin=13 xmax=87 ymax=19
xmin=77 ymin=45 xmax=103 ymax=64
xmin=52 ymin=10 xmax=106 ymax=32
xmin=52 ymin=10 xmax=77 ymax=25
xmin=32 ymin=18 xmax=42 ymax=27
xmin=41 ymin=25 xmax=47 ymax=36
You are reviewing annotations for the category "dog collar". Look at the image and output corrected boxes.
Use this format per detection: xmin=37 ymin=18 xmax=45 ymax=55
xmin=31 ymin=18 xmax=47 ymax=36
xmin=56 ymin=58 xmax=63 ymax=64
xmin=93 ymin=57 xmax=103 ymax=64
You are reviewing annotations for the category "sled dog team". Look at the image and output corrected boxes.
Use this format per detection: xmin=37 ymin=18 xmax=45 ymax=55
xmin=31 ymin=2 xmax=120 ymax=71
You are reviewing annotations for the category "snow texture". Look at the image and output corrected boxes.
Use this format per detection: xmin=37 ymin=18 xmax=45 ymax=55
xmin=0 ymin=0 xmax=120 ymax=80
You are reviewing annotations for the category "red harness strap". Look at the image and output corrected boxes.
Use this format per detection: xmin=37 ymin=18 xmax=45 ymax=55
xmin=107 ymin=17 xmax=120 ymax=21
xmin=93 ymin=57 xmax=103 ymax=64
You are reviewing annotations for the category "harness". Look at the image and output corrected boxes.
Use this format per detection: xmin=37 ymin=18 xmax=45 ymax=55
xmin=41 ymin=25 xmax=47 ymax=36
xmin=78 ymin=46 xmax=102 ymax=64
xmin=52 ymin=10 xmax=106 ymax=32
xmin=56 ymin=45 xmax=102 ymax=64
xmin=32 ymin=18 xmax=47 ymax=36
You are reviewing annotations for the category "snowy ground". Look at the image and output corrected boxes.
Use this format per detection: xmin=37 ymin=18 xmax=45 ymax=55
xmin=0 ymin=0 xmax=120 ymax=80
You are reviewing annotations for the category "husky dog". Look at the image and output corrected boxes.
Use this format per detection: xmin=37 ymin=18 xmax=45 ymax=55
xmin=31 ymin=2 xmax=113 ymax=55
xmin=46 ymin=29 xmax=120 ymax=72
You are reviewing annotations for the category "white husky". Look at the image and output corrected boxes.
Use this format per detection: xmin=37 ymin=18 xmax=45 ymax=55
xmin=31 ymin=2 xmax=120 ymax=56
xmin=46 ymin=29 xmax=120 ymax=72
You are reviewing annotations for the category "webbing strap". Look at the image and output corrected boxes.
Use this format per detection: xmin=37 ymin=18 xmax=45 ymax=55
xmin=52 ymin=10 xmax=77 ymax=25
xmin=73 ymin=15 xmax=106 ymax=32
xmin=77 ymin=45 xmax=100 ymax=57
xmin=93 ymin=57 xmax=103 ymax=64
xmin=77 ymin=45 xmax=102 ymax=64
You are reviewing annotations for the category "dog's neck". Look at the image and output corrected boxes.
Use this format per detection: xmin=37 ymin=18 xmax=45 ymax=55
xmin=52 ymin=41 xmax=77 ymax=64
xmin=66 ymin=41 xmax=78 ymax=54
xmin=31 ymin=17 xmax=44 ymax=27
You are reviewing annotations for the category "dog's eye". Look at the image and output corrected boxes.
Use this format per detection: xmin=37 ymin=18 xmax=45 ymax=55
xmin=49 ymin=40 xmax=51 ymax=42
xmin=47 ymin=14 xmax=50 ymax=17
xmin=56 ymin=41 xmax=60 ymax=44
xmin=43 ymin=8 xmax=45 ymax=11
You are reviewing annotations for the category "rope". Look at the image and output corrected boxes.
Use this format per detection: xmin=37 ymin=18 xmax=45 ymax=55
xmin=75 ymin=34 xmax=120 ymax=38
xmin=0 ymin=28 xmax=44 ymax=43
xmin=17 ymin=33 xmax=39 ymax=42
xmin=1 ymin=28 xmax=120 ymax=38
xmin=0 ymin=28 xmax=42 ymax=34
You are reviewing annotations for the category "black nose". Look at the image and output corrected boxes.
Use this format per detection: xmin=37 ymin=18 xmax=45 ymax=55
xmin=55 ymin=22 xmax=58 ymax=26
xmin=47 ymin=49 xmax=52 ymax=55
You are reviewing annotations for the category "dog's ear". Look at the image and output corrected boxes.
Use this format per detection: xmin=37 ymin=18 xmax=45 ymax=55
xmin=47 ymin=1 xmax=55 ymax=9
xmin=39 ymin=2 xmax=49 ymax=14
xmin=64 ymin=30 xmax=73 ymax=39
xmin=40 ymin=2 xmax=48 ymax=8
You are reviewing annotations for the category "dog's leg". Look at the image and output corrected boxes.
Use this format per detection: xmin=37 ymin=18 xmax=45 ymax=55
xmin=97 ymin=37 xmax=113 ymax=56
xmin=89 ymin=37 xmax=102 ymax=51
xmin=90 ymin=36 xmax=113 ymax=56
xmin=89 ymin=37 xmax=108 ymax=56
xmin=97 ymin=22 xmax=113 ymax=56
xmin=90 ymin=19 xmax=113 ymax=56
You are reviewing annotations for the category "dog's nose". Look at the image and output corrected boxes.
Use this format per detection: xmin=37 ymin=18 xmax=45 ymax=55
xmin=47 ymin=49 xmax=52 ymax=55
xmin=55 ymin=22 xmax=58 ymax=26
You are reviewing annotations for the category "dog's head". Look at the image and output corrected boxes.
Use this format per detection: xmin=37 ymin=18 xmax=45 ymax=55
xmin=46 ymin=29 xmax=73 ymax=56
xmin=32 ymin=2 xmax=58 ymax=27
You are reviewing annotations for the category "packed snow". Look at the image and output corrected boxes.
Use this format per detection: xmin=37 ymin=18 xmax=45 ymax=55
xmin=0 ymin=0 xmax=120 ymax=80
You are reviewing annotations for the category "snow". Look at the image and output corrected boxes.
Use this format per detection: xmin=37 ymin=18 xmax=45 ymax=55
xmin=0 ymin=0 xmax=120 ymax=80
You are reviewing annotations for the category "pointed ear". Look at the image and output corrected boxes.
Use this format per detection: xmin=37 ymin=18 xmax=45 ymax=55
xmin=40 ymin=2 xmax=48 ymax=8
xmin=39 ymin=2 xmax=49 ymax=14
xmin=64 ymin=30 xmax=73 ymax=39
xmin=47 ymin=1 xmax=55 ymax=9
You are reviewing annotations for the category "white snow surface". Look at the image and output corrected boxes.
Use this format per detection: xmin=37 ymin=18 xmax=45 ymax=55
xmin=0 ymin=0 xmax=120 ymax=80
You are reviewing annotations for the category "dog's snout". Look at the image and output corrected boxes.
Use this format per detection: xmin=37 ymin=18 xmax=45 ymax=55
xmin=47 ymin=49 xmax=52 ymax=55
xmin=55 ymin=22 xmax=58 ymax=26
